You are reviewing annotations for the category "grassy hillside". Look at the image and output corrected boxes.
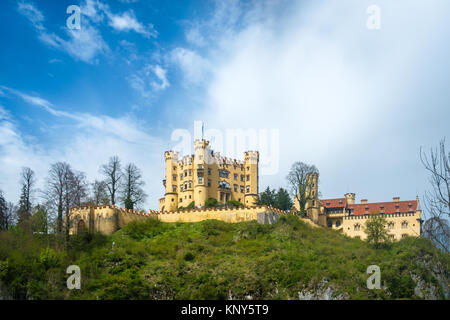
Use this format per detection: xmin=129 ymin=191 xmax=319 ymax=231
xmin=0 ymin=216 xmax=448 ymax=300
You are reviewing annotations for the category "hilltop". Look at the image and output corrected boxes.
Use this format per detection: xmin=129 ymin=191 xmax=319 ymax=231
xmin=0 ymin=216 xmax=448 ymax=300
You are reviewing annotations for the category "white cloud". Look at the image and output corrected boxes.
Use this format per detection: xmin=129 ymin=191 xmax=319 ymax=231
xmin=127 ymin=64 xmax=170 ymax=98
xmin=184 ymin=0 xmax=450 ymax=202
xmin=170 ymin=48 xmax=211 ymax=85
xmin=106 ymin=10 xmax=157 ymax=38
xmin=17 ymin=1 xmax=109 ymax=63
xmin=0 ymin=91 xmax=166 ymax=209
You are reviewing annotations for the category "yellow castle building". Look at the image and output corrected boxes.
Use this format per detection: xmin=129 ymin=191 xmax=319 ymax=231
xmin=159 ymin=139 xmax=259 ymax=212
xmin=294 ymin=173 xmax=423 ymax=240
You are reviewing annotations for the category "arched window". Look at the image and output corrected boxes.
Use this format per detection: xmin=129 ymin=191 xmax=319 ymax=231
xmin=388 ymin=222 xmax=394 ymax=230
xmin=401 ymin=221 xmax=408 ymax=229
xmin=354 ymin=223 xmax=361 ymax=231
xmin=77 ymin=220 xmax=85 ymax=234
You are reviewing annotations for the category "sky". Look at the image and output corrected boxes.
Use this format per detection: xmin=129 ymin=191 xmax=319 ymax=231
xmin=0 ymin=0 xmax=449 ymax=211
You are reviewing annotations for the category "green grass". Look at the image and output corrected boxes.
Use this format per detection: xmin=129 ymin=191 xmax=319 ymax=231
xmin=0 ymin=215 xmax=448 ymax=299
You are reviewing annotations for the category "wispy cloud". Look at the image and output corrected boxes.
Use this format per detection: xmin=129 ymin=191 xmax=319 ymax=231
xmin=127 ymin=64 xmax=170 ymax=98
xmin=17 ymin=0 xmax=156 ymax=64
xmin=17 ymin=1 xmax=109 ymax=63
xmin=106 ymin=10 xmax=157 ymax=38
xmin=0 ymin=87 xmax=165 ymax=208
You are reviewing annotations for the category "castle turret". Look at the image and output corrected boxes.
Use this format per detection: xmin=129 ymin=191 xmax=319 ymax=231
xmin=345 ymin=193 xmax=355 ymax=205
xmin=164 ymin=151 xmax=179 ymax=212
xmin=193 ymin=140 xmax=209 ymax=206
xmin=244 ymin=151 xmax=259 ymax=206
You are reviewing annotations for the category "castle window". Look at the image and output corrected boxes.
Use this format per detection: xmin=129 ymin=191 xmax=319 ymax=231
xmin=401 ymin=221 xmax=408 ymax=229
xmin=189 ymin=181 xmax=192 ymax=188
xmin=189 ymin=169 xmax=192 ymax=176
xmin=220 ymin=193 xmax=224 ymax=201
xmin=240 ymin=175 xmax=244 ymax=182
xmin=189 ymin=195 xmax=191 ymax=199
xmin=247 ymin=166 xmax=250 ymax=171
xmin=172 ymin=186 xmax=177 ymax=193
xmin=180 ymin=185 xmax=184 ymax=192
xmin=240 ymin=186 xmax=244 ymax=193
xmin=246 ymin=175 xmax=250 ymax=181
xmin=388 ymin=234 xmax=395 ymax=240
xmin=199 ymin=176 xmax=203 ymax=184
xmin=173 ymin=174 xmax=177 ymax=181
xmin=173 ymin=166 xmax=176 ymax=170
xmin=354 ymin=224 xmax=361 ymax=231
xmin=180 ymin=198 xmax=182 ymax=202
xmin=388 ymin=222 xmax=394 ymax=230
xmin=207 ymin=179 xmax=211 ymax=187
xmin=234 ymin=173 xmax=238 ymax=180
xmin=246 ymin=186 xmax=250 ymax=193
xmin=219 ymin=170 xmax=229 ymax=178
xmin=185 ymin=181 xmax=188 ymax=189
xmin=184 ymin=170 xmax=187 ymax=177
xmin=234 ymin=184 xmax=238 ymax=192
xmin=402 ymin=234 xmax=408 ymax=239
xmin=207 ymin=168 xmax=211 ymax=175
xmin=180 ymin=174 xmax=183 ymax=180
xmin=336 ymin=220 xmax=341 ymax=227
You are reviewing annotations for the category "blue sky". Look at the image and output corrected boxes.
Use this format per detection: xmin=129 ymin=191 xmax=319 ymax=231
xmin=0 ymin=0 xmax=449 ymax=211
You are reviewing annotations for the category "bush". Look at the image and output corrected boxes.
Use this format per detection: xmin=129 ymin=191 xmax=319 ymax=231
xmin=39 ymin=248 xmax=59 ymax=270
xmin=122 ymin=218 xmax=163 ymax=240
xmin=205 ymin=198 xmax=220 ymax=208
xmin=226 ymin=200 xmax=244 ymax=207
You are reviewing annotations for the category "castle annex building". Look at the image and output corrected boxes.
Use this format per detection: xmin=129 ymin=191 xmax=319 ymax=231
xmin=295 ymin=173 xmax=422 ymax=240
xmin=159 ymin=139 xmax=259 ymax=212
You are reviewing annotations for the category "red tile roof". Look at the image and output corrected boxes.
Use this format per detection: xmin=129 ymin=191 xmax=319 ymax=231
xmin=320 ymin=198 xmax=346 ymax=208
xmin=347 ymin=200 xmax=418 ymax=215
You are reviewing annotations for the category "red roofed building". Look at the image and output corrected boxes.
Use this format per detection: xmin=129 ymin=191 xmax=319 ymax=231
xmin=293 ymin=174 xmax=422 ymax=241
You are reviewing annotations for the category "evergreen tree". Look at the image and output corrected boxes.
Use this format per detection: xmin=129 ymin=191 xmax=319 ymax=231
xmin=32 ymin=205 xmax=48 ymax=234
xmin=275 ymin=188 xmax=293 ymax=211
xmin=257 ymin=187 xmax=276 ymax=207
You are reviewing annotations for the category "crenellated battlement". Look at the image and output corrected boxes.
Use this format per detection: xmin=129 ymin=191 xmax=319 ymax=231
xmin=69 ymin=204 xmax=287 ymax=235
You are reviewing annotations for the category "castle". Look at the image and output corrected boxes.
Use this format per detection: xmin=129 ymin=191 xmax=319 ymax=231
xmin=69 ymin=139 xmax=422 ymax=240
xmin=159 ymin=139 xmax=259 ymax=212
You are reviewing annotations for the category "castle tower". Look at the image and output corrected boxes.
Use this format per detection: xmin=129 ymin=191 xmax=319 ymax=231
xmin=193 ymin=139 xmax=209 ymax=207
xmin=305 ymin=172 xmax=324 ymax=225
xmin=164 ymin=151 xmax=179 ymax=212
xmin=244 ymin=151 xmax=259 ymax=206
xmin=344 ymin=193 xmax=355 ymax=205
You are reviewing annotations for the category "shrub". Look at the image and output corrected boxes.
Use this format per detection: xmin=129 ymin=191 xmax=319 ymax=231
xmin=39 ymin=248 xmax=59 ymax=270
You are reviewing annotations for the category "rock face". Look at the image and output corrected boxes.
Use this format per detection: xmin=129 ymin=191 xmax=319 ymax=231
xmin=257 ymin=212 xmax=280 ymax=225
xmin=298 ymin=279 xmax=349 ymax=300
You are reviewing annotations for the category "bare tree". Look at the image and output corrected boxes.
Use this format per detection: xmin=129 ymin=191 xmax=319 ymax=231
xmin=120 ymin=163 xmax=147 ymax=210
xmin=17 ymin=167 xmax=36 ymax=224
xmin=100 ymin=156 xmax=123 ymax=205
xmin=44 ymin=162 xmax=72 ymax=234
xmin=91 ymin=180 xmax=109 ymax=206
xmin=286 ymin=161 xmax=319 ymax=217
xmin=0 ymin=190 xmax=18 ymax=230
xmin=420 ymin=138 xmax=450 ymax=252
xmin=0 ymin=190 xmax=8 ymax=230
xmin=70 ymin=171 xmax=88 ymax=207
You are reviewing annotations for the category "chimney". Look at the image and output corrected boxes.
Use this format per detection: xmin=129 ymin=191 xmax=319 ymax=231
xmin=361 ymin=199 xmax=368 ymax=204
xmin=393 ymin=197 xmax=400 ymax=202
